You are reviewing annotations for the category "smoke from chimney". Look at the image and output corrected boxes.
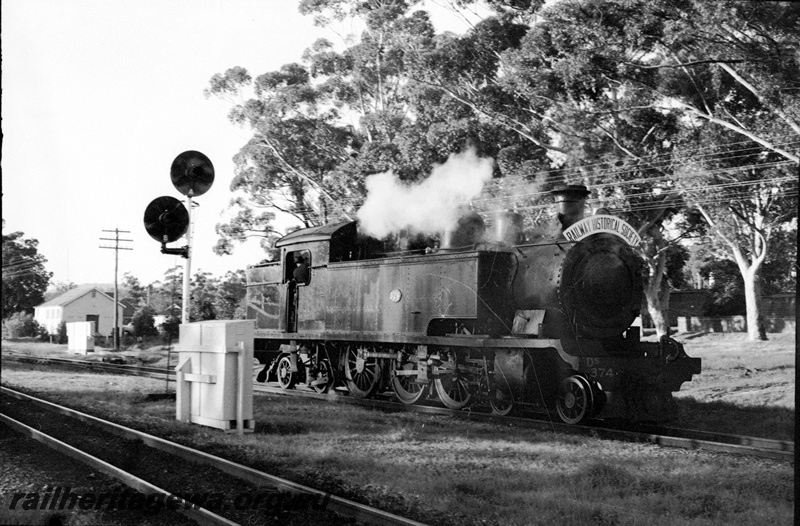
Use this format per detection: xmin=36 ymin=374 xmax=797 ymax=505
xmin=356 ymin=148 xmax=494 ymax=239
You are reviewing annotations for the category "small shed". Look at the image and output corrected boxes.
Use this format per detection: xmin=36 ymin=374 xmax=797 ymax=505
xmin=668 ymin=290 xmax=712 ymax=325
xmin=762 ymin=293 xmax=796 ymax=318
xmin=34 ymin=287 xmax=124 ymax=336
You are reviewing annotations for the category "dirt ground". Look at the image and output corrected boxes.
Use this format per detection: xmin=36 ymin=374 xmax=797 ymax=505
xmin=669 ymin=331 xmax=795 ymax=409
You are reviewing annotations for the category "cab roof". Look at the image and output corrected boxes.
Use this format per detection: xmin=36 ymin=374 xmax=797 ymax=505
xmin=275 ymin=221 xmax=356 ymax=248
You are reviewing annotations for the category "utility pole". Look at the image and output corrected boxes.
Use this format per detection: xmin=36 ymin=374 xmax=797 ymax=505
xmin=100 ymin=229 xmax=132 ymax=350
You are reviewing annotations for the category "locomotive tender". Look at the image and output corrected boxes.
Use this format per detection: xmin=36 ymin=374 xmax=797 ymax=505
xmin=247 ymin=185 xmax=700 ymax=423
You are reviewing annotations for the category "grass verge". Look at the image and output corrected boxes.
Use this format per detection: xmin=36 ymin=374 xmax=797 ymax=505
xmin=1 ymin=358 xmax=794 ymax=526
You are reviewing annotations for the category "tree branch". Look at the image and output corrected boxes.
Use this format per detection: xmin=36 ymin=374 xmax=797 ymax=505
xmin=670 ymin=100 xmax=800 ymax=162
xmin=256 ymin=137 xmax=353 ymax=220
xmin=716 ymin=61 xmax=800 ymax=136
xmin=624 ymin=58 xmax=747 ymax=69
xmin=409 ymin=76 xmax=568 ymax=153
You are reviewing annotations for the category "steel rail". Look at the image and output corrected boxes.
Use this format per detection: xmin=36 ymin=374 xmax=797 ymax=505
xmin=3 ymin=351 xmax=173 ymax=378
xmin=0 ymin=412 xmax=237 ymax=526
xmin=0 ymin=386 xmax=428 ymax=526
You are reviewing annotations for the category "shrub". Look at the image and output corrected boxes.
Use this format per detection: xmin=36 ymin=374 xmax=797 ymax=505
xmin=160 ymin=315 xmax=180 ymax=341
xmin=2 ymin=312 xmax=42 ymax=338
xmin=56 ymin=321 xmax=68 ymax=344
xmin=131 ymin=307 xmax=159 ymax=338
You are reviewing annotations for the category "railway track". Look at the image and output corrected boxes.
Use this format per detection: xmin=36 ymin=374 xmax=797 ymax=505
xmin=3 ymin=351 xmax=793 ymax=461
xmin=251 ymin=384 xmax=795 ymax=461
xmin=0 ymin=386 xmax=427 ymax=526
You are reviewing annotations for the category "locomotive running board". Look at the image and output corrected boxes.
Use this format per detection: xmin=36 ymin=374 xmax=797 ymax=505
xmin=254 ymin=329 xmax=563 ymax=349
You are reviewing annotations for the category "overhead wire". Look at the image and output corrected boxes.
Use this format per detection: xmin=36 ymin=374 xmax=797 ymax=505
xmin=225 ymin=133 xmax=799 ymax=221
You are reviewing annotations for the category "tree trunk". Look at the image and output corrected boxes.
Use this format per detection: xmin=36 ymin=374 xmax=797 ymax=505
xmin=644 ymin=266 xmax=671 ymax=337
xmin=743 ymin=268 xmax=767 ymax=341
xmin=645 ymin=286 xmax=671 ymax=337
xmin=642 ymin=228 xmax=671 ymax=338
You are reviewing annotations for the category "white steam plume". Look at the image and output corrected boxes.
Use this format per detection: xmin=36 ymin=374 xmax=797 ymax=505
xmin=356 ymin=148 xmax=494 ymax=238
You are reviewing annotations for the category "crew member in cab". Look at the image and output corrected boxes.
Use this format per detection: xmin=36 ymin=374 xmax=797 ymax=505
xmin=292 ymin=253 xmax=310 ymax=284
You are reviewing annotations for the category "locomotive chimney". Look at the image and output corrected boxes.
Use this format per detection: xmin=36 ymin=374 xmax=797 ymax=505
xmin=551 ymin=184 xmax=591 ymax=231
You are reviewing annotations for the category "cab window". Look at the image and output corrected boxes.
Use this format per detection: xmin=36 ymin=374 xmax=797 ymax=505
xmin=286 ymin=250 xmax=311 ymax=285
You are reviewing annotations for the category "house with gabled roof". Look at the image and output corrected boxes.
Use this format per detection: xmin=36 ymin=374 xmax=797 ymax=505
xmin=34 ymin=286 xmax=124 ymax=336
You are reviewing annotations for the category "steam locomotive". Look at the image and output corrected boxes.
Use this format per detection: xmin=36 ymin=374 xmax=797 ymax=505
xmin=246 ymin=185 xmax=700 ymax=423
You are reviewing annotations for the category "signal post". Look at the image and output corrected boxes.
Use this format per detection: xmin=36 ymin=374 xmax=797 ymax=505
xmin=143 ymin=151 xmax=214 ymax=323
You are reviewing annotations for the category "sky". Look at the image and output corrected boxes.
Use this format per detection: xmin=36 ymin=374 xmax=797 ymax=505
xmin=2 ymin=0 xmax=487 ymax=288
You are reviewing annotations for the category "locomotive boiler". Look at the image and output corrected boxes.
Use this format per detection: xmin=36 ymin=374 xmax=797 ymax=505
xmin=246 ymin=185 xmax=700 ymax=423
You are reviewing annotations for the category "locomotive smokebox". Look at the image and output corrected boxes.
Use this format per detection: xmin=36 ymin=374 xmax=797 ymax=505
xmin=440 ymin=212 xmax=486 ymax=250
xmin=490 ymin=210 xmax=524 ymax=245
xmin=552 ymin=184 xmax=590 ymax=231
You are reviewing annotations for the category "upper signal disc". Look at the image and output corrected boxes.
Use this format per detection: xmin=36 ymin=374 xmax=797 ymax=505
xmin=170 ymin=150 xmax=214 ymax=197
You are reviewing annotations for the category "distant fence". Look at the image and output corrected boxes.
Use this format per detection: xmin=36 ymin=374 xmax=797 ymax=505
xmin=677 ymin=316 xmax=796 ymax=333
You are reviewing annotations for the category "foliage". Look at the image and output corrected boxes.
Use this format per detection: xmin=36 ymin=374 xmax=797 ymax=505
xmin=2 ymin=222 xmax=52 ymax=318
xmin=759 ymin=225 xmax=798 ymax=295
xmin=200 ymin=0 xmax=798 ymax=334
xmin=215 ymin=270 xmax=247 ymax=319
xmin=1 ymin=312 xmax=43 ymax=339
xmin=206 ymin=1 xmax=515 ymax=254
xmin=664 ymin=243 xmax=690 ymax=291
xmin=699 ymin=257 xmax=746 ymax=317
xmin=189 ymin=271 xmax=218 ymax=322
xmin=56 ymin=321 xmax=68 ymax=345
xmin=419 ymin=0 xmax=798 ymax=335
xmin=122 ymin=272 xmax=147 ymax=308
xmin=160 ymin=315 xmax=180 ymax=341
xmin=147 ymin=266 xmax=183 ymax=317
xmin=131 ymin=306 xmax=159 ymax=338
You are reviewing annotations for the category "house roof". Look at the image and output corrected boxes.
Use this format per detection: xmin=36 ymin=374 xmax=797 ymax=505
xmin=37 ymin=287 xmax=122 ymax=308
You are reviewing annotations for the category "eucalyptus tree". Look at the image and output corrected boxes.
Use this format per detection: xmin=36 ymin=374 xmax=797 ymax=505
xmin=626 ymin=0 xmax=800 ymax=339
xmin=205 ymin=64 xmax=360 ymax=255
xmin=207 ymin=1 xmax=448 ymax=256
xmin=208 ymin=1 xmax=543 ymax=256
xmin=415 ymin=0 xmax=799 ymax=336
xmin=410 ymin=1 xmax=696 ymax=334
xmin=674 ymin=124 xmax=797 ymax=340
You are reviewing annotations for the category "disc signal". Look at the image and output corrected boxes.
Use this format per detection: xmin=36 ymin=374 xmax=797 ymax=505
xmin=144 ymin=196 xmax=190 ymax=257
xmin=170 ymin=150 xmax=214 ymax=197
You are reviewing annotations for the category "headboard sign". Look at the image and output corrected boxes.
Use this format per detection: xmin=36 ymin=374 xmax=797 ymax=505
xmin=563 ymin=215 xmax=641 ymax=247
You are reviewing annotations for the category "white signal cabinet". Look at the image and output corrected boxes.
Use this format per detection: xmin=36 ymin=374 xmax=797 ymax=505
xmin=66 ymin=322 xmax=95 ymax=353
xmin=176 ymin=320 xmax=255 ymax=432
